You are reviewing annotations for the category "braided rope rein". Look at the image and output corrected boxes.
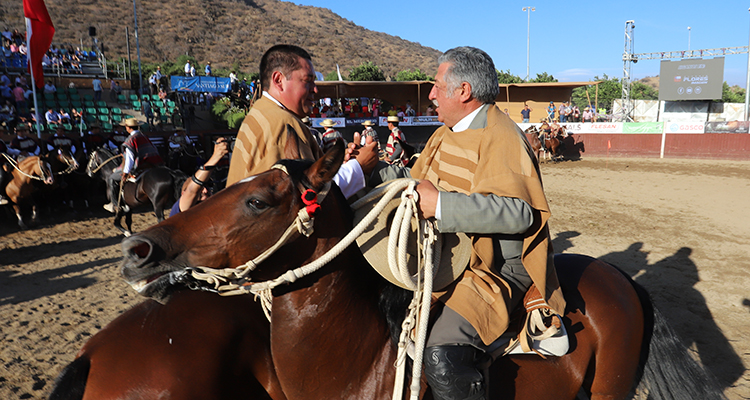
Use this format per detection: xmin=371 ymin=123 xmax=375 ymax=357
xmin=186 ymin=176 xmax=440 ymax=400
xmin=1 ymin=153 xmax=51 ymax=182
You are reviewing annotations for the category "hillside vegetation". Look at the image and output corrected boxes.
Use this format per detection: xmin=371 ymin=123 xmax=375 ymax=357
xmin=1 ymin=0 xmax=442 ymax=78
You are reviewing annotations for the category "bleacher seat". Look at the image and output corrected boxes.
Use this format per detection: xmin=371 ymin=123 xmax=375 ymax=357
xmin=103 ymin=122 xmax=113 ymax=132
xmin=83 ymin=94 xmax=93 ymax=102
xmin=111 ymin=114 xmax=123 ymax=124
xmin=62 ymin=123 xmax=73 ymax=131
xmin=85 ymin=115 xmax=97 ymax=124
xmin=70 ymin=94 xmax=81 ymax=101
xmin=84 ymin=101 xmax=95 ymax=108
xmin=98 ymin=107 xmax=109 ymax=115
xmin=58 ymin=100 xmax=70 ymax=109
xmin=98 ymin=115 xmax=110 ymax=123
xmin=44 ymin=93 xmax=55 ymax=101
xmin=71 ymin=101 xmax=82 ymax=109
xmin=118 ymin=94 xmax=128 ymax=105
xmin=95 ymin=101 xmax=107 ymax=108
xmin=67 ymin=87 xmax=78 ymax=94
xmin=132 ymin=101 xmax=141 ymax=111
xmin=111 ymin=107 xmax=122 ymax=115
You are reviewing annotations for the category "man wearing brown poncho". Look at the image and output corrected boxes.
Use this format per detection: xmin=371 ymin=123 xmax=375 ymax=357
xmin=369 ymin=47 xmax=566 ymax=400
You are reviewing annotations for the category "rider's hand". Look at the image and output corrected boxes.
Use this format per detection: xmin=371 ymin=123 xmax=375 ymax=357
xmin=208 ymin=139 xmax=229 ymax=165
xmin=415 ymin=180 xmax=438 ymax=219
xmin=344 ymin=132 xmax=362 ymax=162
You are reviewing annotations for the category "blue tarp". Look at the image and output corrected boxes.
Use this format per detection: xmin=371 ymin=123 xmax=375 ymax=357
xmin=171 ymin=75 xmax=231 ymax=93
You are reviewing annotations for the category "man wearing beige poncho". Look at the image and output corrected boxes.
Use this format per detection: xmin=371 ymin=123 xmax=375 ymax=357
xmin=369 ymin=47 xmax=565 ymax=400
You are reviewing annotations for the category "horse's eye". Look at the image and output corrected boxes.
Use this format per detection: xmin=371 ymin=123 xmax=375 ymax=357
xmin=247 ymin=198 xmax=268 ymax=211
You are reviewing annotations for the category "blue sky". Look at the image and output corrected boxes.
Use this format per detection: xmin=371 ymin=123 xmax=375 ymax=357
xmin=296 ymin=0 xmax=750 ymax=87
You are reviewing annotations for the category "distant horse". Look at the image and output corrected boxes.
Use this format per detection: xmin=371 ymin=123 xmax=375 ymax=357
xmin=526 ymin=125 xmax=562 ymax=162
xmin=394 ymin=137 xmax=420 ymax=168
xmin=116 ymin=140 xmax=725 ymax=400
xmin=48 ymin=290 xmax=280 ymax=400
xmin=86 ymin=148 xmax=186 ymax=236
xmin=2 ymin=154 xmax=55 ymax=229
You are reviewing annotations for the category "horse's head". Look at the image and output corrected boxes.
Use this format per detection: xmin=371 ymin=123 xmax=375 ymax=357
xmin=30 ymin=157 xmax=55 ymax=185
xmin=120 ymin=135 xmax=346 ymax=302
xmin=48 ymin=148 xmax=79 ymax=172
xmin=86 ymin=148 xmax=115 ymax=177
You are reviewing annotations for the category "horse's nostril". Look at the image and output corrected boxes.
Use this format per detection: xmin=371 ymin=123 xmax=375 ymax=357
xmin=123 ymin=237 xmax=154 ymax=262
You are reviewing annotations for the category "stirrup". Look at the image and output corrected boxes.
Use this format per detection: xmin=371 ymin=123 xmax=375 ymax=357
xmin=103 ymin=203 xmax=116 ymax=213
xmin=0 ymin=196 xmax=8 ymax=206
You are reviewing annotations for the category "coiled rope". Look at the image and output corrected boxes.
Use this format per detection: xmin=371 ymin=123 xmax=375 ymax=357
xmin=1 ymin=153 xmax=50 ymax=182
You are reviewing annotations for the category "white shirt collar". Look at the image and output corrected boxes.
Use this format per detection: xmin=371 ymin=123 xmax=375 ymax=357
xmin=450 ymin=105 xmax=484 ymax=133
xmin=263 ymin=91 xmax=285 ymax=109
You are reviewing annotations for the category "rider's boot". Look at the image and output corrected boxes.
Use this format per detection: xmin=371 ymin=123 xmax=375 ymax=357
xmin=104 ymin=176 xmax=118 ymax=213
xmin=424 ymin=345 xmax=486 ymax=400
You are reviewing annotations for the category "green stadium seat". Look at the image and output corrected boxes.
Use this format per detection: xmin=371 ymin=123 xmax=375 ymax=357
xmin=132 ymin=101 xmax=141 ymax=111
xmin=151 ymin=95 xmax=160 ymax=102
xmin=83 ymin=94 xmax=94 ymax=101
xmin=123 ymin=114 xmax=134 ymax=119
xmin=85 ymin=115 xmax=97 ymax=124
xmin=95 ymin=101 xmax=107 ymax=108
xmin=71 ymin=101 xmax=83 ymax=109
xmin=111 ymin=114 xmax=123 ymax=123
xmin=56 ymin=93 xmax=68 ymax=101
xmin=62 ymin=123 xmax=73 ymax=131
xmin=117 ymin=94 xmax=128 ymax=104
xmin=84 ymin=101 xmax=95 ymax=108
xmin=129 ymin=94 xmax=139 ymax=102
xmin=103 ymin=122 xmax=113 ymax=132
xmin=44 ymin=101 xmax=57 ymax=109
xmin=98 ymin=115 xmax=110 ymax=123
xmin=58 ymin=100 xmax=70 ymax=108
xmin=98 ymin=107 xmax=110 ymax=115
xmin=69 ymin=94 xmax=81 ymax=101
xmin=67 ymin=87 xmax=78 ymax=94
xmin=111 ymin=107 xmax=122 ymax=115
xmin=44 ymin=93 xmax=55 ymax=101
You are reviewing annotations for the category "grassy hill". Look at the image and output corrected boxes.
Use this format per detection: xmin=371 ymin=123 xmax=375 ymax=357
xmin=0 ymin=0 xmax=442 ymax=78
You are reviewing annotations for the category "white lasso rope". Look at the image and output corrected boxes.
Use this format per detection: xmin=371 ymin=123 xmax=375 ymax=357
xmin=1 ymin=153 xmax=48 ymax=181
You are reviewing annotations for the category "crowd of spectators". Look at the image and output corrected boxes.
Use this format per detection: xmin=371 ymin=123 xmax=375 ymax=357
xmin=307 ymin=98 xmax=424 ymax=119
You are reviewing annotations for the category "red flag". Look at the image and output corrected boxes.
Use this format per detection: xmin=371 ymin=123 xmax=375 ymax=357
xmin=24 ymin=0 xmax=55 ymax=89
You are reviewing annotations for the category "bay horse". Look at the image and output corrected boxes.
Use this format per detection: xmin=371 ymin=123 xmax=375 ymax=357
xmin=110 ymin=141 xmax=724 ymax=400
xmin=2 ymin=154 xmax=55 ymax=229
xmin=86 ymin=148 xmax=186 ymax=236
xmin=48 ymin=289 xmax=281 ymax=400
xmin=525 ymin=126 xmax=562 ymax=162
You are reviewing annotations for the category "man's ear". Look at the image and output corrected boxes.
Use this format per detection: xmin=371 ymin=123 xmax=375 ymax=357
xmin=458 ymin=82 xmax=473 ymax=103
xmin=271 ymin=70 xmax=285 ymax=91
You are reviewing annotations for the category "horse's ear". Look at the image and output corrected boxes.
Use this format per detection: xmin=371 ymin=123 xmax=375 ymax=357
xmin=305 ymin=140 xmax=344 ymax=191
xmin=284 ymin=124 xmax=302 ymax=160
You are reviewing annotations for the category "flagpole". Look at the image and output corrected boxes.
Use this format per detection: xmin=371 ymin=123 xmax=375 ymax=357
xmin=26 ymin=17 xmax=42 ymax=139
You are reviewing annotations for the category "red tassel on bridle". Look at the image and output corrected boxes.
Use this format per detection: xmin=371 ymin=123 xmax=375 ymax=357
xmin=301 ymin=189 xmax=321 ymax=217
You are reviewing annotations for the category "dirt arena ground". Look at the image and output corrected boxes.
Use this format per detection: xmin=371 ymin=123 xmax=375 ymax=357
xmin=0 ymin=156 xmax=748 ymax=399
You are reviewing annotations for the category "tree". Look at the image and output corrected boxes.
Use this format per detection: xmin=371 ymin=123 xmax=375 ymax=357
xmin=530 ymin=72 xmax=557 ymax=83
xmin=721 ymin=82 xmax=745 ymax=103
xmin=348 ymin=61 xmax=385 ymax=81
xmin=571 ymin=74 xmax=621 ymax=110
xmin=630 ymin=81 xmax=658 ymax=101
xmin=395 ymin=68 xmax=432 ymax=81
xmin=324 ymin=70 xmax=345 ymax=81
xmin=496 ymin=69 xmax=523 ymax=84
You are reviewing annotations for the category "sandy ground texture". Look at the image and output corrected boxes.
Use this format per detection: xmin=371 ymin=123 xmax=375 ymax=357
xmin=0 ymin=156 xmax=748 ymax=399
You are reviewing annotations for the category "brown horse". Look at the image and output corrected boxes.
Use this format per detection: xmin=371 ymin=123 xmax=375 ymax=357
xmin=525 ymin=126 xmax=562 ymax=162
xmin=2 ymin=154 xmax=55 ymax=229
xmin=86 ymin=148 xmax=186 ymax=236
xmin=110 ymin=141 xmax=724 ymax=400
xmin=48 ymin=290 xmax=281 ymax=400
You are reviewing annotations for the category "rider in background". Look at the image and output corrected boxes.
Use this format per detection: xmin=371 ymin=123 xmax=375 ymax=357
xmin=105 ymin=125 xmax=129 ymax=154
xmin=10 ymin=124 xmax=41 ymax=159
xmin=103 ymin=119 xmax=164 ymax=213
xmin=167 ymin=127 xmax=193 ymax=169
xmin=169 ymin=137 xmax=229 ymax=217
xmin=46 ymin=126 xmax=77 ymax=156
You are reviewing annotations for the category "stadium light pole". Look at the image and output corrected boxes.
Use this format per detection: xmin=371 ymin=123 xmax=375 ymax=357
xmin=522 ymin=7 xmax=535 ymax=81
xmin=745 ymin=9 xmax=750 ymax=120
xmin=133 ymin=0 xmax=143 ymax=95
xmin=687 ymin=26 xmax=691 ymax=51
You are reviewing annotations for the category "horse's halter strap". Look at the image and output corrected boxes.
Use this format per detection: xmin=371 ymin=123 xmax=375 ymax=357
xmin=187 ymin=163 xmax=331 ymax=309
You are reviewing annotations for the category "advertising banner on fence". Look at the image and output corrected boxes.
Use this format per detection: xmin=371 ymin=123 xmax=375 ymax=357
xmin=704 ymin=121 xmax=750 ymax=134
xmin=311 ymin=117 xmax=346 ymax=128
xmin=623 ymin=122 xmax=663 ymax=134
xmin=171 ymin=76 xmax=231 ymax=93
xmin=378 ymin=116 xmax=441 ymax=126
xmin=664 ymin=122 xmax=705 ymax=134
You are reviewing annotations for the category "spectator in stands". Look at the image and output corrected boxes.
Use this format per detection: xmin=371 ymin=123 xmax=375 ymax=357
xmin=582 ymin=107 xmax=594 ymax=122
xmin=396 ymin=106 xmax=405 ymax=119
xmin=0 ymin=100 xmax=16 ymax=126
xmin=58 ymin=108 xmax=71 ymax=123
xmin=45 ymin=107 xmax=61 ymax=125
xmin=41 ymin=53 xmax=51 ymax=68
xmin=12 ymin=83 xmax=26 ymax=111
xmin=149 ymin=72 xmax=158 ymax=95
xmin=520 ymin=104 xmax=532 ymax=123
xmin=111 ymin=80 xmax=122 ymax=102
xmin=70 ymin=108 xmax=82 ymax=125
xmin=142 ymin=98 xmax=154 ymax=127
xmin=70 ymin=59 xmax=82 ymax=74
xmin=387 ymin=105 xmax=398 ymax=117
xmin=205 ymin=61 xmax=212 ymax=76
xmin=229 ymin=71 xmax=238 ymax=91
xmin=92 ymin=77 xmax=103 ymax=101
xmin=546 ymin=101 xmax=556 ymax=122
xmin=405 ymin=101 xmax=416 ymax=116
xmin=558 ymin=101 xmax=568 ymax=123
xmin=425 ymin=103 xmax=435 ymax=116
xmin=184 ymin=60 xmax=193 ymax=77
xmin=18 ymin=42 xmax=27 ymax=56
xmin=43 ymin=80 xmax=56 ymax=94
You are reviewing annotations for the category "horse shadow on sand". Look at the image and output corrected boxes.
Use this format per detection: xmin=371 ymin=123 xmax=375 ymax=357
xmin=0 ymin=236 xmax=122 ymax=265
xmin=552 ymin=232 xmax=745 ymax=392
xmin=0 ymin=256 xmax=120 ymax=306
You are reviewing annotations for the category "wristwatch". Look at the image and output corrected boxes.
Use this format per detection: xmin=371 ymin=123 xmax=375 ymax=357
xmin=199 ymin=164 xmax=216 ymax=171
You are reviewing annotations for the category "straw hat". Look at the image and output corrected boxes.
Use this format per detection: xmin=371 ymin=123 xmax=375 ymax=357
xmin=353 ymin=184 xmax=472 ymax=291
xmin=362 ymin=120 xmax=376 ymax=127
xmin=320 ymin=118 xmax=337 ymax=128
xmin=387 ymin=116 xmax=400 ymax=123
xmin=120 ymin=118 xmax=142 ymax=127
